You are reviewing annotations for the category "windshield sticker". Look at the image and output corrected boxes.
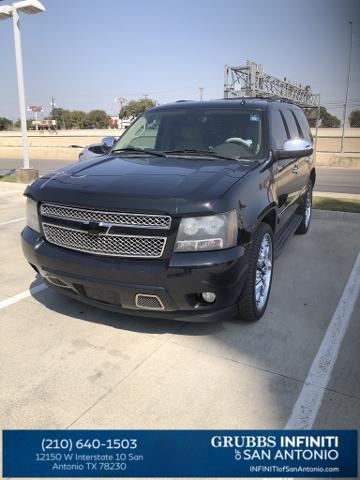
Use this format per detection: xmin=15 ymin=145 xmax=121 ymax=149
xmin=250 ymin=114 xmax=260 ymax=122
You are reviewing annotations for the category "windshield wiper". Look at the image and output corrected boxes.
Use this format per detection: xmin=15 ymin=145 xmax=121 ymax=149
xmin=163 ymin=149 xmax=235 ymax=161
xmin=111 ymin=147 xmax=165 ymax=157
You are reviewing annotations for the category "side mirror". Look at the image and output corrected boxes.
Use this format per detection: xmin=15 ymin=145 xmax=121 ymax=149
xmin=100 ymin=136 xmax=117 ymax=153
xmin=275 ymin=139 xmax=313 ymax=160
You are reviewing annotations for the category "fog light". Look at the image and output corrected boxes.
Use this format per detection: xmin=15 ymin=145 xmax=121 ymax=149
xmin=201 ymin=292 xmax=216 ymax=303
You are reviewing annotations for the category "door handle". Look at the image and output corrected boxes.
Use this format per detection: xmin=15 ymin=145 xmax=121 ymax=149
xmin=292 ymin=165 xmax=299 ymax=174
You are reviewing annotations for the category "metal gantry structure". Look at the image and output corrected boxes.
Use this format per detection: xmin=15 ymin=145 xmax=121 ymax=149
xmin=224 ymin=60 xmax=321 ymax=148
xmin=224 ymin=60 xmax=320 ymax=108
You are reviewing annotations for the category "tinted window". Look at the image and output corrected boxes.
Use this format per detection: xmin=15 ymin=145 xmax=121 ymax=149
xmin=283 ymin=109 xmax=301 ymax=139
xmin=293 ymin=110 xmax=312 ymax=142
xmin=114 ymin=108 xmax=265 ymax=160
xmin=271 ymin=110 xmax=288 ymax=148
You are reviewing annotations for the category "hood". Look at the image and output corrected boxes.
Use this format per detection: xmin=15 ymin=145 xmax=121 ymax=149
xmin=28 ymin=154 xmax=255 ymax=215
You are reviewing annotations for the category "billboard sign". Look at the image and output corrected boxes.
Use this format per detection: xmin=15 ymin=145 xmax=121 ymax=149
xmin=28 ymin=105 xmax=43 ymax=112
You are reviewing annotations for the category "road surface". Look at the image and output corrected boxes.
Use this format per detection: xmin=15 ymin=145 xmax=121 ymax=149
xmin=1 ymin=158 xmax=359 ymax=194
xmin=315 ymin=167 xmax=360 ymax=194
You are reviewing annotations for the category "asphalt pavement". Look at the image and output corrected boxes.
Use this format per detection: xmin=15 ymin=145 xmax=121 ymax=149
xmin=0 ymin=158 xmax=72 ymax=176
xmin=315 ymin=167 xmax=360 ymax=194
xmin=1 ymin=158 xmax=359 ymax=194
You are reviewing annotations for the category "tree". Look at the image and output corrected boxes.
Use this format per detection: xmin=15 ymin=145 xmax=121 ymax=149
xmin=0 ymin=117 xmax=13 ymax=131
xmin=303 ymin=108 xmax=317 ymax=128
xmin=68 ymin=110 xmax=87 ymax=129
xmin=304 ymin=107 xmax=341 ymax=128
xmin=119 ymin=98 xmax=157 ymax=119
xmin=85 ymin=110 xmax=110 ymax=128
xmin=52 ymin=107 xmax=70 ymax=129
xmin=349 ymin=109 xmax=360 ymax=128
xmin=319 ymin=107 xmax=340 ymax=128
xmin=14 ymin=118 xmax=32 ymax=129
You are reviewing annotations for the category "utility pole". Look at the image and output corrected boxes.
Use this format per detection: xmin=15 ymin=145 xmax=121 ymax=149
xmin=51 ymin=96 xmax=56 ymax=118
xmin=116 ymin=97 xmax=127 ymax=110
xmin=51 ymin=96 xmax=58 ymax=131
xmin=340 ymin=21 xmax=353 ymax=153
xmin=115 ymin=97 xmax=127 ymax=129
xmin=198 ymin=86 xmax=204 ymax=101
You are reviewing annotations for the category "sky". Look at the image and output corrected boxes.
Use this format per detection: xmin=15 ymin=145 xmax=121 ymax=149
xmin=0 ymin=0 xmax=359 ymax=121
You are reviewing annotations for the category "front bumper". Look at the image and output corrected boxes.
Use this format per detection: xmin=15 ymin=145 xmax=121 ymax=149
xmin=22 ymin=227 xmax=249 ymax=322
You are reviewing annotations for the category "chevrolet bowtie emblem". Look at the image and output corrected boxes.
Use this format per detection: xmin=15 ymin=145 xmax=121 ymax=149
xmin=86 ymin=221 xmax=110 ymax=236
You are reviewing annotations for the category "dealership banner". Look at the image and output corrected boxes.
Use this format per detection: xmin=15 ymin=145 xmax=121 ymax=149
xmin=2 ymin=429 xmax=357 ymax=477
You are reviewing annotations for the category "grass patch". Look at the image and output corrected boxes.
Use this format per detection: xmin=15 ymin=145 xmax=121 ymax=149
xmin=313 ymin=196 xmax=360 ymax=213
xmin=0 ymin=175 xmax=16 ymax=183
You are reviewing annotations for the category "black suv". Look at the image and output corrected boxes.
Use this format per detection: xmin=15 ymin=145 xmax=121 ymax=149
xmin=22 ymin=99 xmax=315 ymax=322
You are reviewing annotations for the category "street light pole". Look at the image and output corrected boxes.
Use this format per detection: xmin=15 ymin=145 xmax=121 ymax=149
xmin=12 ymin=5 xmax=30 ymax=169
xmin=0 ymin=0 xmax=45 ymax=182
xmin=199 ymin=86 xmax=204 ymax=101
xmin=340 ymin=21 xmax=353 ymax=153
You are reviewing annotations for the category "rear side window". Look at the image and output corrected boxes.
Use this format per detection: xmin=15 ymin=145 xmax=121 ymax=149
xmin=293 ymin=110 xmax=312 ymax=142
xmin=271 ymin=110 xmax=288 ymax=149
xmin=282 ymin=109 xmax=301 ymax=139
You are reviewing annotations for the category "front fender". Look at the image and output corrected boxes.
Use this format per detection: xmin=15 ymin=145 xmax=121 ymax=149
xmin=227 ymin=165 xmax=277 ymax=245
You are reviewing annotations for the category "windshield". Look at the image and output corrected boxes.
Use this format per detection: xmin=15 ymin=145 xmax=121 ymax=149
xmin=113 ymin=107 xmax=265 ymax=160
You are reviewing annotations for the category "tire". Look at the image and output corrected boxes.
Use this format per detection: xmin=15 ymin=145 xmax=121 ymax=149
xmin=236 ymin=223 xmax=274 ymax=322
xmin=296 ymin=183 xmax=312 ymax=235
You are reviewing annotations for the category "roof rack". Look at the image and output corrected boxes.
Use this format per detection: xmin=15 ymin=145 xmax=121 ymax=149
xmin=225 ymin=96 xmax=299 ymax=105
xmin=224 ymin=60 xmax=320 ymax=109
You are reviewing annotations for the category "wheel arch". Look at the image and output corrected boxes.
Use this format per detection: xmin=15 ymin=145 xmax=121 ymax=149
xmin=310 ymin=167 xmax=316 ymax=187
xmin=252 ymin=204 xmax=277 ymax=238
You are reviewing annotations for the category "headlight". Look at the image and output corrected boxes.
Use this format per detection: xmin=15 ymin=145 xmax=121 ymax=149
xmin=174 ymin=210 xmax=237 ymax=252
xmin=26 ymin=198 xmax=40 ymax=233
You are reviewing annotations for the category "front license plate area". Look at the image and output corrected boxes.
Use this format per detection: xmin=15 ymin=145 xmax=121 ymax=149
xmin=84 ymin=286 xmax=121 ymax=306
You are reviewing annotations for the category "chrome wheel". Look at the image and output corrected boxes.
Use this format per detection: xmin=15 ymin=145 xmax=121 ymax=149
xmin=255 ymin=233 xmax=273 ymax=311
xmin=305 ymin=187 xmax=312 ymax=228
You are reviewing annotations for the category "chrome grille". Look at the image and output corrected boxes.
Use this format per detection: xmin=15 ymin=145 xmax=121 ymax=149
xmin=42 ymin=223 xmax=166 ymax=258
xmin=41 ymin=203 xmax=171 ymax=229
xmin=135 ymin=294 xmax=164 ymax=311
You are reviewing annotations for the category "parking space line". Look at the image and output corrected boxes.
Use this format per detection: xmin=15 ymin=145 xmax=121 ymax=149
xmin=286 ymin=252 xmax=360 ymax=430
xmin=0 ymin=283 xmax=48 ymax=310
xmin=0 ymin=217 xmax=26 ymax=226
